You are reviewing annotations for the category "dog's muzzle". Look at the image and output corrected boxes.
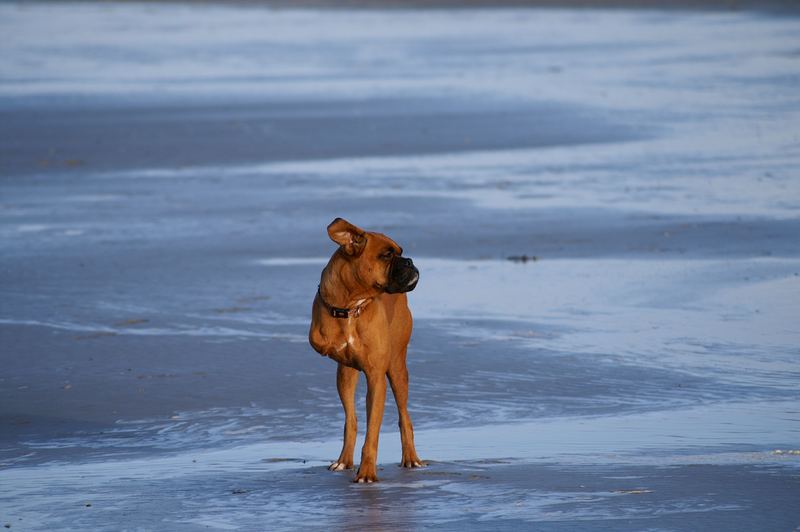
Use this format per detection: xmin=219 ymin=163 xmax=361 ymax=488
xmin=385 ymin=257 xmax=419 ymax=294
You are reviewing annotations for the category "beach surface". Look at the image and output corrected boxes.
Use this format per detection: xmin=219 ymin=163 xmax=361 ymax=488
xmin=1 ymin=2 xmax=799 ymax=530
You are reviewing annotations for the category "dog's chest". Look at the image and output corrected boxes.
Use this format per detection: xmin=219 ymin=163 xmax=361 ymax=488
xmin=325 ymin=319 xmax=364 ymax=364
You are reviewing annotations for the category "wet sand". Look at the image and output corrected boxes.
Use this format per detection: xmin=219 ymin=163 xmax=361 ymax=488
xmin=1 ymin=2 xmax=799 ymax=530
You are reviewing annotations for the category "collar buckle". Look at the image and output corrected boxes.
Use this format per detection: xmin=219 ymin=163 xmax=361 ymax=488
xmin=319 ymin=285 xmax=364 ymax=320
xmin=331 ymin=307 xmax=349 ymax=319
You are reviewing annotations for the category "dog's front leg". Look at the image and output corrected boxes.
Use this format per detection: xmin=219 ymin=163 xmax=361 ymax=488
xmin=354 ymin=370 xmax=387 ymax=483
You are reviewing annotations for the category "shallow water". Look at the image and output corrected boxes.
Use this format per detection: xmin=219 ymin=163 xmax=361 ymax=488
xmin=1 ymin=2 xmax=799 ymax=530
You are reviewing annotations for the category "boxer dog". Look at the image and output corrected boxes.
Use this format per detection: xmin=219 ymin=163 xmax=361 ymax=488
xmin=309 ymin=218 xmax=423 ymax=483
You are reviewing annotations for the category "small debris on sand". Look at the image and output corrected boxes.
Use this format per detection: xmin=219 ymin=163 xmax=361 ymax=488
xmin=261 ymin=458 xmax=307 ymax=464
xmin=507 ymin=255 xmax=538 ymax=263
xmin=114 ymin=318 xmax=149 ymax=327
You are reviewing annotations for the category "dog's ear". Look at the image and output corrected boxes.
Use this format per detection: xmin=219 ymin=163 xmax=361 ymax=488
xmin=327 ymin=218 xmax=367 ymax=256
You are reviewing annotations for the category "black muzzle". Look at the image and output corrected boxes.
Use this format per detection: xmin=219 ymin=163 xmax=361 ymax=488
xmin=385 ymin=257 xmax=419 ymax=294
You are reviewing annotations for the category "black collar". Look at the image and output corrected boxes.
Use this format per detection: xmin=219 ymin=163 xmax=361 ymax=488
xmin=317 ymin=285 xmax=368 ymax=319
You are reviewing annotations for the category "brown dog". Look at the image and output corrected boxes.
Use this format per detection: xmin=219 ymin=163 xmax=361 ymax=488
xmin=309 ymin=218 xmax=423 ymax=483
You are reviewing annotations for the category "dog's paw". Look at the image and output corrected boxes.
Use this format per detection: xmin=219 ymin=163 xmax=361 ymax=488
xmin=354 ymin=464 xmax=379 ymax=483
xmin=400 ymin=458 xmax=426 ymax=468
xmin=328 ymin=461 xmax=353 ymax=472
xmin=400 ymin=451 xmax=425 ymax=468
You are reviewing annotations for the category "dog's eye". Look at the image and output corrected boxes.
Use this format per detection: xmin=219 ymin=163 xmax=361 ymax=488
xmin=381 ymin=250 xmax=394 ymax=260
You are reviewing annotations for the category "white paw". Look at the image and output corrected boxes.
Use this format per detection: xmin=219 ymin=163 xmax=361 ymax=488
xmin=328 ymin=462 xmax=348 ymax=471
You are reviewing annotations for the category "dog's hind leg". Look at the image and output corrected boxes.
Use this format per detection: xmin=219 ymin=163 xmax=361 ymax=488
xmin=388 ymin=359 xmax=424 ymax=468
xmin=329 ymin=363 xmax=359 ymax=471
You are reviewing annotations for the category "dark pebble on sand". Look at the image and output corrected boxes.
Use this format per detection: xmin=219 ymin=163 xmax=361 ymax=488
xmin=507 ymin=255 xmax=538 ymax=263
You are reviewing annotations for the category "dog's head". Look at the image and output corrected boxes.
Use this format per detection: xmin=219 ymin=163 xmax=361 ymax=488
xmin=327 ymin=217 xmax=419 ymax=294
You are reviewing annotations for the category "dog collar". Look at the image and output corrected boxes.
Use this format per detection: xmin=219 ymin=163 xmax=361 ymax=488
xmin=317 ymin=285 xmax=370 ymax=319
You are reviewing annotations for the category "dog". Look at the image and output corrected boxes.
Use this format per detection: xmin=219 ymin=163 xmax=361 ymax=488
xmin=309 ymin=218 xmax=423 ymax=483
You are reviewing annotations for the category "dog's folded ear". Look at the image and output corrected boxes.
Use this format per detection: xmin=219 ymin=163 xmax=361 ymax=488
xmin=328 ymin=217 xmax=367 ymax=256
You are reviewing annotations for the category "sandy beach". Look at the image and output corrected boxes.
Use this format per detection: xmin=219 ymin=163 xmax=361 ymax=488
xmin=1 ymin=2 xmax=799 ymax=530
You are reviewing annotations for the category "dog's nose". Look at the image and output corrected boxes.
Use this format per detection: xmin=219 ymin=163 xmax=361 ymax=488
xmin=400 ymin=257 xmax=413 ymax=267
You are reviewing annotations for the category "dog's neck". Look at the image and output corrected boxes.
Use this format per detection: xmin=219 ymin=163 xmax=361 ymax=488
xmin=318 ymin=285 xmax=372 ymax=319
xmin=319 ymin=259 xmax=378 ymax=317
